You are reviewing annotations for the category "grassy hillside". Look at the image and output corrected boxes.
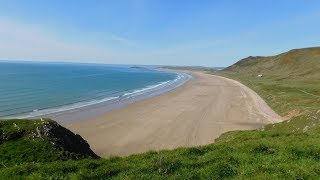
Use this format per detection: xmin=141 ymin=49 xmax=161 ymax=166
xmin=0 ymin=119 xmax=98 ymax=167
xmin=224 ymin=47 xmax=320 ymax=80
xmin=0 ymin=47 xmax=319 ymax=178
xmin=219 ymin=47 xmax=320 ymax=116
xmin=1 ymin=115 xmax=320 ymax=179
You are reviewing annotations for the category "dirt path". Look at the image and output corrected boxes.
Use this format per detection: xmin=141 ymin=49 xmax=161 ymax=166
xmin=66 ymin=71 xmax=281 ymax=157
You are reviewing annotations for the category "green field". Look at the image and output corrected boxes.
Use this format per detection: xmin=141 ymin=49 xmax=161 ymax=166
xmin=1 ymin=47 xmax=320 ymax=179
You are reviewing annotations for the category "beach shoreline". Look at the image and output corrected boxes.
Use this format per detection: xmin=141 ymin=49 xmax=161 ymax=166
xmin=26 ymin=69 xmax=192 ymax=123
xmin=65 ymin=70 xmax=280 ymax=157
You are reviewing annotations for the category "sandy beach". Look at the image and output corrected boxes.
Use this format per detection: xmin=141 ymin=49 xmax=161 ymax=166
xmin=65 ymin=71 xmax=281 ymax=157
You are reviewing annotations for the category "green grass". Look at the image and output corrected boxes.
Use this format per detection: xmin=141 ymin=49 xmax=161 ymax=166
xmin=210 ymin=71 xmax=320 ymax=116
xmin=211 ymin=47 xmax=320 ymax=117
xmin=1 ymin=114 xmax=320 ymax=179
xmin=0 ymin=119 xmax=98 ymax=167
xmin=224 ymin=47 xmax=320 ymax=79
xmin=1 ymin=47 xmax=320 ymax=178
xmin=1 ymin=77 xmax=319 ymax=179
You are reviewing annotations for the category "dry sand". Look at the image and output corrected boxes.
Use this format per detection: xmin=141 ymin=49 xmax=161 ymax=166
xmin=65 ymin=71 xmax=281 ymax=157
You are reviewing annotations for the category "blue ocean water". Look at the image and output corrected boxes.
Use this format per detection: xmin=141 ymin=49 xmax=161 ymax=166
xmin=0 ymin=61 xmax=183 ymax=119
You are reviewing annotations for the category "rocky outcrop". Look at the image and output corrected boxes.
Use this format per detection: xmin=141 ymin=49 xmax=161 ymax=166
xmin=0 ymin=119 xmax=99 ymax=159
xmin=34 ymin=120 xmax=99 ymax=158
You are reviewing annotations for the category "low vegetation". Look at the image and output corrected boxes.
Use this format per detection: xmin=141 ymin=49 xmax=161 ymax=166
xmin=219 ymin=47 xmax=320 ymax=116
xmin=0 ymin=47 xmax=319 ymax=178
xmin=0 ymin=119 xmax=98 ymax=167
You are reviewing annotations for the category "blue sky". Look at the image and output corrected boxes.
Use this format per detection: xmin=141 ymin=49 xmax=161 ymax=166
xmin=0 ymin=0 xmax=320 ymax=67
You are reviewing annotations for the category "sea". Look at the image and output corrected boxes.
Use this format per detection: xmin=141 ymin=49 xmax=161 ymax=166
xmin=0 ymin=61 xmax=191 ymax=120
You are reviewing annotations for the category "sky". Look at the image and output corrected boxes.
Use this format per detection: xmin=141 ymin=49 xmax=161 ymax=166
xmin=0 ymin=0 xmax=320 ymax=67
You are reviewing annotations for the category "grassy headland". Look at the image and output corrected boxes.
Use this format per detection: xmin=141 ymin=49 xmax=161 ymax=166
xmin=218 ymin=47 xmax=320 ymax=116
xmin=0 ymin=47 xmax=320 ymax=179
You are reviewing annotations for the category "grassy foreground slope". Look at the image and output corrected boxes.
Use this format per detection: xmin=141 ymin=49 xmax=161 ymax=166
xmin=1 ymin=122 xmax=320 ymax=179
xmin=0 ymin=119 xmax=99 ymax=166
xmin=1 ymin=47 xmax=320 ymax=178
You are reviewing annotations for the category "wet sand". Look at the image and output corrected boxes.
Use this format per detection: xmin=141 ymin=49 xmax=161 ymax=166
xmin=65 ymin=71 xmax=281 ymax=157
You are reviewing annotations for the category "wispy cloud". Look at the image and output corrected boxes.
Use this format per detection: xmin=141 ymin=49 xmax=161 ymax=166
xmin=0 ymin=17 xmax=138 ymax=62
xmin=109 ymin=33 xmax=137 ymax=47
xmin=149 ymin=40 xmax=225 ymax=55
xmin=86 ymin=31 xmax=138 ymax=47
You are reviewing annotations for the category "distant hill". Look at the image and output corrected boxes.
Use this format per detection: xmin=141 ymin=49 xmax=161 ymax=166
xmin=224 ymin=47 xmax=320 ymax=79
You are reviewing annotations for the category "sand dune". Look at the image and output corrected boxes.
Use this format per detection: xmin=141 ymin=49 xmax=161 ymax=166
xmin=66 ymin=71 xmax=281 ymax=157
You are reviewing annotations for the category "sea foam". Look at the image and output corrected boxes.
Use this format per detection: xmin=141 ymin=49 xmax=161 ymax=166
xmin=3 ymin=69 xmax=190 ymax=119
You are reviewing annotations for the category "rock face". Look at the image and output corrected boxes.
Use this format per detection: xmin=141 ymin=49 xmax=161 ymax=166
xmin=36 ymin=120 xmax=99 ymax=158
xmin=0 ymin=119 xmax=99 ymax=160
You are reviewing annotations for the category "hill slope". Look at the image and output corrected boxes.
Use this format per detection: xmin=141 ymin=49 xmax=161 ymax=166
xmin=1 ymin=115 xmax=320 ymax=179
xmin=0 ymin=119 xmax=99 ymax=166
xmin=221 ymin=47 xmax=320 ymax=117
xmin=0 ymin=47 xmax=319 ymax=178
xmin=225 ymin=47 xmax=320 ymax=80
